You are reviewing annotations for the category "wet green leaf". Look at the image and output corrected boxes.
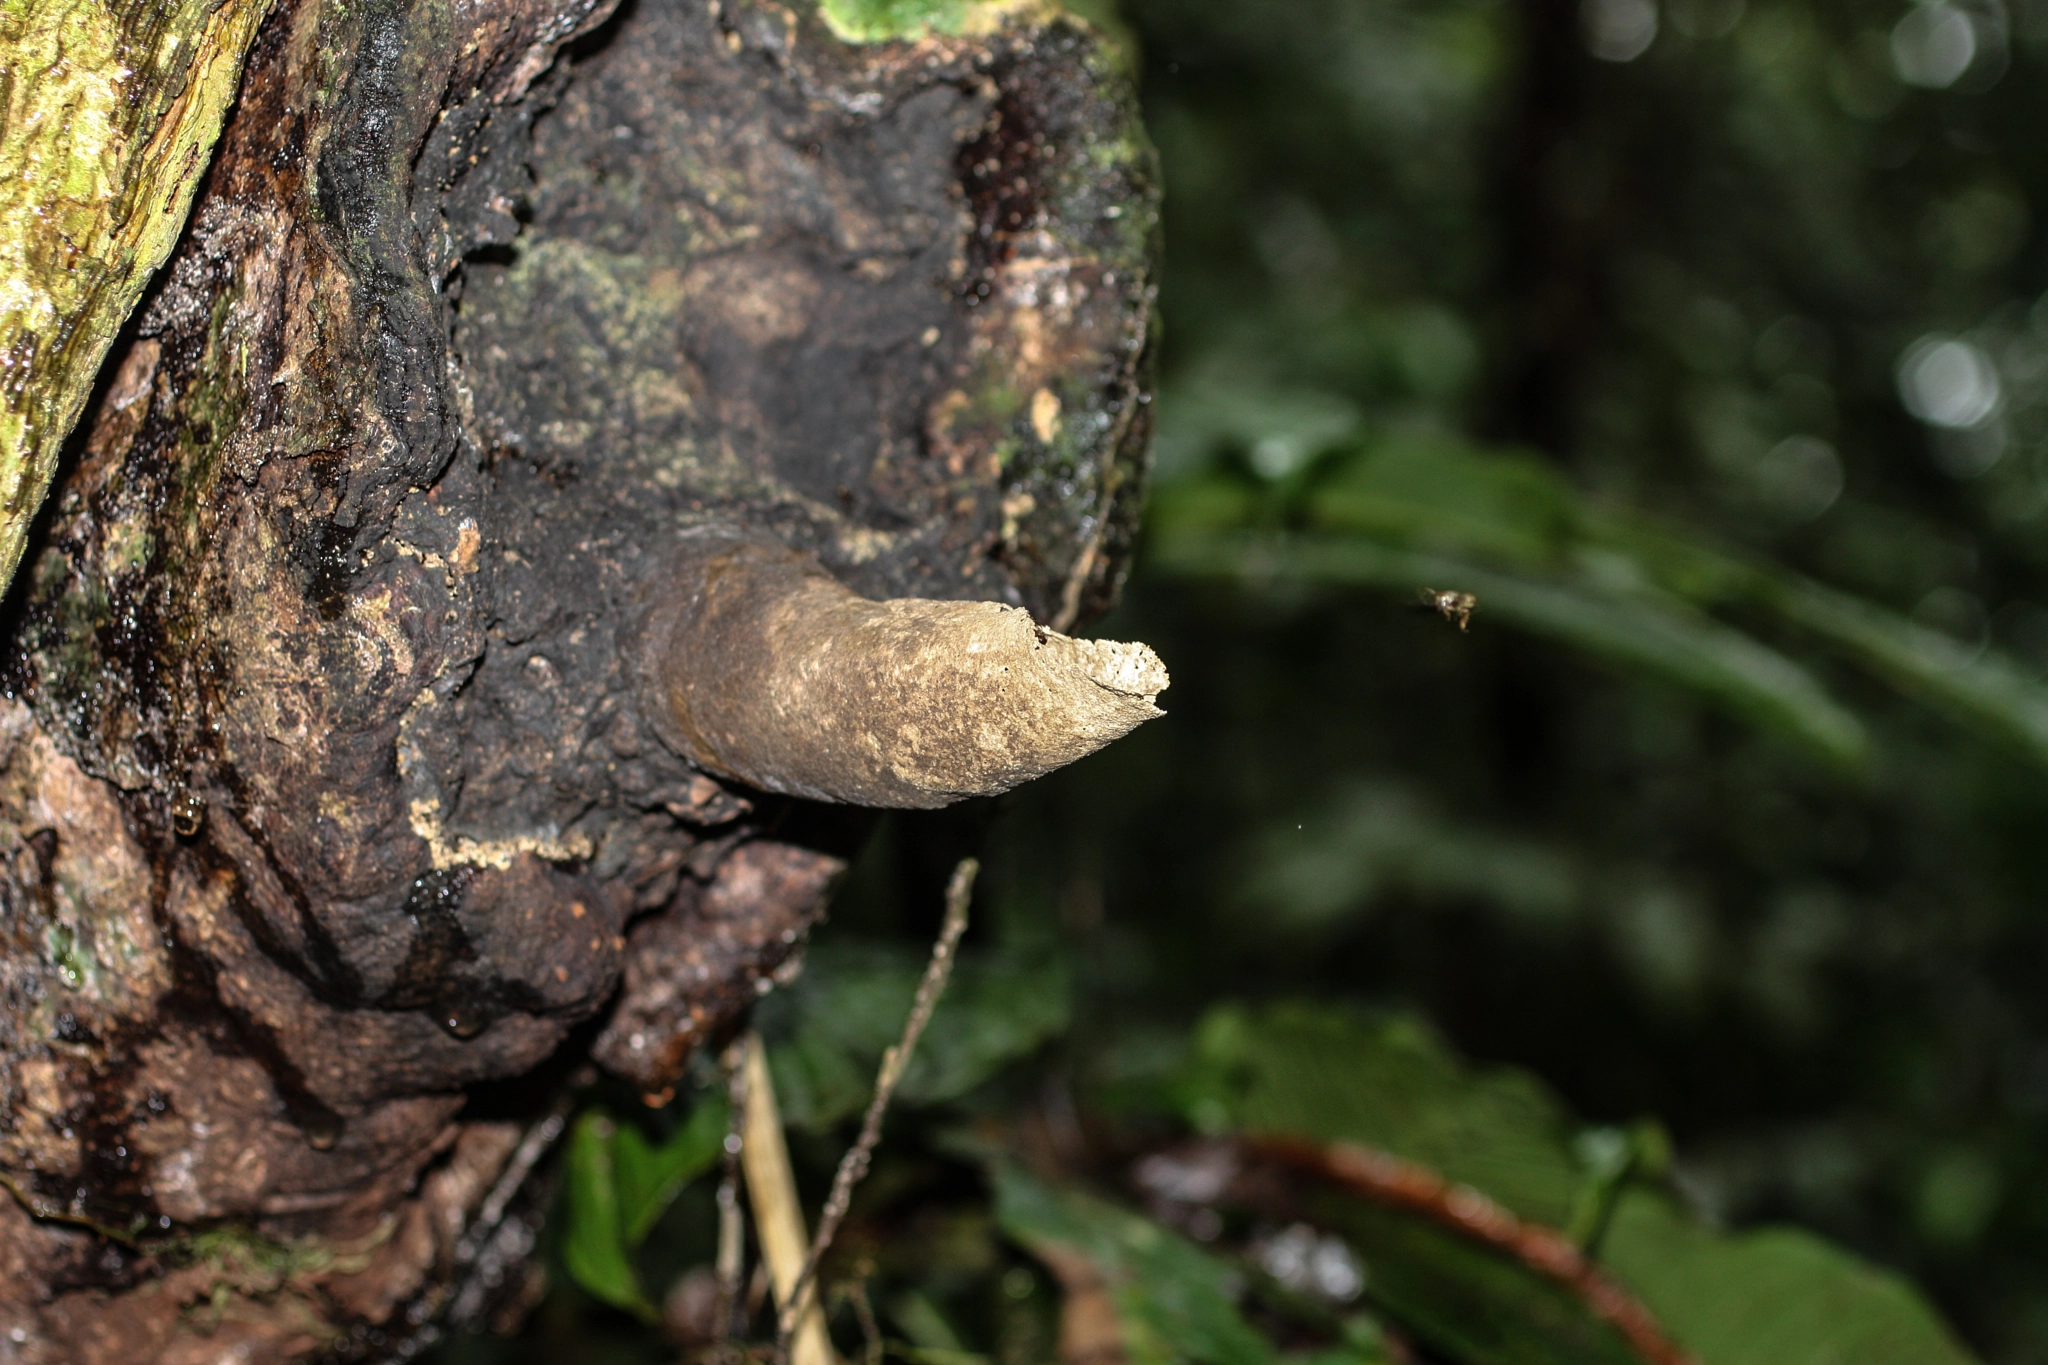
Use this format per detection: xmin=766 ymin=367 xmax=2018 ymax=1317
xmin=562 ymin=1111 xmax=658 ymax=1321
xmin=613 ymin=1097 xmax=728 ymax=1248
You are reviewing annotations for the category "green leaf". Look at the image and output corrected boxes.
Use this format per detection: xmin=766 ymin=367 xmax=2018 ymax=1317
xmin=891 ymin=1289 xmax=971 ymax=1351
xmin=1154 ymin=433 xmax=2048 ymax=774
xmin=1152 ymin=381 xmax=1363 ymax=483
xmin=1310 ymin=440 xmax=1578 ymax=567
xmin=613 ymin=1097 xmax=728 ymax=1248
xmin=814 ymin=0 xmax=1041 ymax=43
xmin=1297 ymin=1189 xmax=1647 ymax=1365
xmin=1238 ymin=779 xmax=1582 ymax=932
xmin=760 ymin=940 xmax=1070 ymax=1131
xmin=1603 ymin=1191 xmax=1976 ymax=1365
xmin=1155 ymin=531 xmax=1868 ymax=769
xmin=562 ymin=1111 xmax=658 ymax=1321
xmin=1731 ymin=568 xmax=2048 ymax=770
xmin=1593 ymin=515 xmax=2048 ymax=770
xmin=1179 ymin=1002 xmax=1583 ymax=1226
xmin=1174 ymin=1002 xmax=1980 ymax=1365
xmin=991 ymin=1164 xmax=1280 ymax=1365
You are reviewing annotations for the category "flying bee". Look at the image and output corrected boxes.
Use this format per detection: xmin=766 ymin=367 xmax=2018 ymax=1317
xmin=1419 ymin=587 xmax=1477 ymax=631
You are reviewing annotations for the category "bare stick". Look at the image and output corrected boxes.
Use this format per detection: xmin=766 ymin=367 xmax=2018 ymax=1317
xmin=740 ymin=1032 xmax=838 ymax=1365
xmin=841 ymin=1278 xmax=885 ymax=1365
xmin=456 ymin=1101 xmax=572 ymax=1267
xmin=776 ymin=858 xmax=980 ymax=1361
xmin=1244 ymin=1136 xmax=1694 ymax=1365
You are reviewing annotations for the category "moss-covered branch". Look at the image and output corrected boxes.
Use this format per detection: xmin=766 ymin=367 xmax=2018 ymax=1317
xmin=0 ymin=0 xmax=273 ymax=590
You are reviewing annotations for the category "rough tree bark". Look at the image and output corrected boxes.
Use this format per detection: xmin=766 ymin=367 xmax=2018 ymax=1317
xmin=0 ymin=0 xmax=1158 ymax=1358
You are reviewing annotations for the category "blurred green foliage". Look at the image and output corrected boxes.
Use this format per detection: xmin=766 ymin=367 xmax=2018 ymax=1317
xmin=1173 ymin=1005 xmax=1976 ymax=1365
xmin=759 ymin=939 xmax=1072 ymax=1133
xmin=430 ymin=0 xmax=2048 ymax=1359
xmin=562 ymin=1101 xmax=729 ymax=1318
xmin=992 ymin=1166 xmax=1296 ymax=1365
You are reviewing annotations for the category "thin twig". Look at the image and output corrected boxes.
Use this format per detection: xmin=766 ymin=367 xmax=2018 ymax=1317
xmin=742 ymin=1033 xmax=838 ymax=1365
xmin=0 ymin=1171 xmax=142 ymax=1248
xmin=381 ymin=1084 xmax=584 ymax=1364
xmin=776 ymin=858 xmax=979 ymax=1363
xmin=835 ymin=1274 xmax=885 ymax=1365
xmin=1243 ymin=1135 xmax=1695 ymax=1365
xmin=456 ymin=1103 xmax=571 ymax=1267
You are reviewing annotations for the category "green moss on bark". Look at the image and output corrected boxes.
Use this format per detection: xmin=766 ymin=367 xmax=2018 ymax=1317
xmin=0 ymin=0 xmax=275 ymax=594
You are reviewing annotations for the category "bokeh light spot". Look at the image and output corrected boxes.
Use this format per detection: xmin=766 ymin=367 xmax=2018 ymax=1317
xmin=1757 ymin=436 xmax=1845 ymax=522
xmin=1584 ymin=0 xmax=1660 ymax=61
xmin=1897 ymin=335 xmax=2001 ymax=429
xmin=1892 ymin=4 xmax=1976 ymax=88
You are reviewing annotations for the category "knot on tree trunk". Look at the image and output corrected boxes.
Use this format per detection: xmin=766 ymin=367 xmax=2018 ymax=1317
xmin=636 ymin=533 xmax=1167 ymax=808
xmin=0 ymin=0 xmax=1158 ymax=1355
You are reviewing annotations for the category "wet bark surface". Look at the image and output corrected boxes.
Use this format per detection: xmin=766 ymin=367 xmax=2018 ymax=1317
xmin=0 ymin=0 xmax=1156 ymax=1356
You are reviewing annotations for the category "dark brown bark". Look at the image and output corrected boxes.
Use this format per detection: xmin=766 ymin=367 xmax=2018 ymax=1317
xmin=0 ymin=0 xmax=1157 ymax=1357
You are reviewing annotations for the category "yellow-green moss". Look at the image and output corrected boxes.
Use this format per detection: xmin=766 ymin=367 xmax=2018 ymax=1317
xmin=813 ymin=0 xmax=1043 ymax=43
xmin=0 ymin=0 xmax=275 ymax=594
xmin=815 ymin=0 xmax=1133 ymax=68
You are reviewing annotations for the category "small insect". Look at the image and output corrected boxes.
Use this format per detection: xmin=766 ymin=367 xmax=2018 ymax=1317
xmin=1419 ymin=587 xmax=1477 ymax=631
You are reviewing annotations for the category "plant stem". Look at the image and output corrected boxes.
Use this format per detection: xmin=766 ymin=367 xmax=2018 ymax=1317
xmin=776 ymin=858 xmax=979 ymax=1363
xmin=741 ymin=1032 xmax=838 ymax=1365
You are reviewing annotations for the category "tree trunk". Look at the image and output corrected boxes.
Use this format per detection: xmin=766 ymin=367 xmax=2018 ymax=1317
xmin=0 ymin=0 xmax=1157 ymax=1357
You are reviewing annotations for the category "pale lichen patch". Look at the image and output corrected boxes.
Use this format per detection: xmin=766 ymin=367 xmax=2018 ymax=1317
xmin=406 ymin=795 xmax=597 ymax=872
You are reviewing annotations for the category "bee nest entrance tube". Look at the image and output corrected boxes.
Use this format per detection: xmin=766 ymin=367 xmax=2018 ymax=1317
xmin=636 ymin=535 xmax=1170 ymax=809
